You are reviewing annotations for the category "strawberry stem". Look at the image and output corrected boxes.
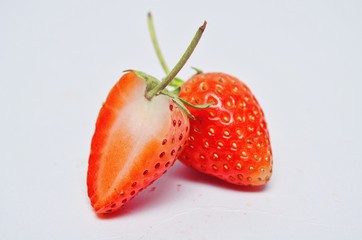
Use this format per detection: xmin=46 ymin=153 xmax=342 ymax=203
xmin=147 ymin=13 xmax=170 ymax=74
xmin=147 ymin=13 xmax=190 ymax=90
xmin=145 ymin=20 xmax=207 ymax=100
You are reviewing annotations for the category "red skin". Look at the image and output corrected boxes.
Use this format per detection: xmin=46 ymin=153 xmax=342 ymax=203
xmin=178 ymin=72 xmax=272 ymax=186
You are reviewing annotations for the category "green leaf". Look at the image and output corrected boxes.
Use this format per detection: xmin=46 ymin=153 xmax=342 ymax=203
xmin=160 ymin=89 xmax=213 ymax=120
xmin=191 ymin=66 xmax=203 ymax=74
xmin=124 ymin=69 xmax=160 ymax=93
xmin=169 ymin=77 xmax=184 ymax=88
xmin=179 ymin=97 xmax=213 ymax=109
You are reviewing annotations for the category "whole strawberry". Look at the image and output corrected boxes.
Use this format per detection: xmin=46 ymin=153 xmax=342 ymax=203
xmin=178 ymin=73 xmax=272 ymax=186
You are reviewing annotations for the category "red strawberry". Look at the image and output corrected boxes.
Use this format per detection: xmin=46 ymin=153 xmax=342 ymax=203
xmin=87 ymin=17 xmax=207 ymax=214
xmin=178 ymin=72 xmax=272 ymax=186
xmin=87 ymin=71 xmax=189 ymax=214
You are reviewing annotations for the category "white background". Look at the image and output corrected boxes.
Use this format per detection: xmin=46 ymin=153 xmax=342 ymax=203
xmin=1 ymin=0 xmax=362 ymax=239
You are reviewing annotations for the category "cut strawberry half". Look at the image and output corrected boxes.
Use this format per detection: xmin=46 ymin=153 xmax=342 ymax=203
xmin=87 ymin=72 xmax=189 ymax=214
xmin=86 ymin=16 xmax=207 ymax=214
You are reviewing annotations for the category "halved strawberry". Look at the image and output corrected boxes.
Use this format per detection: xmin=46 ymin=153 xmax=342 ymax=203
xmin=87 ymin=18 xmax=207 ymax=214
xmin=87 ymin=72 xmax=189 ymax=214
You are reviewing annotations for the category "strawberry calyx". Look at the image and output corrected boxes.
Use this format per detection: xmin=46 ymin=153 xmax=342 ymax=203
xmin=124 ymin=15 xmax=209 ymax=120
xmin=125 ymin=69 xmax=159 ymax=93
xmin=191 ymin=66 xmax=203 ymax=75
xmin=160 ymin=88 xmax=212 ymax=120
xmin=128 ymin=69 xmax=211 ymax=119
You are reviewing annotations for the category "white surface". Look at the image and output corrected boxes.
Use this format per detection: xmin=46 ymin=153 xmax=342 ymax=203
xmin=1 ymin=0 xmax=362 ymax=239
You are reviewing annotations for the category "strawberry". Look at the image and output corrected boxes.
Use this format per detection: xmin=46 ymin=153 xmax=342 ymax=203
xmin=87 ymin=18 xmax=207 ymax=214
xmin=87 ymin=71 xmax=189 ymax=214
xmin=178 ymin=73 xmax=273 ymax=186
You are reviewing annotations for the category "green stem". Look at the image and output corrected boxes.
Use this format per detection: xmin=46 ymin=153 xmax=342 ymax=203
xmin=145 ymin=21 xmax=207 ymax=100
xmin=147 ymin=13 xmax=170 ymax=74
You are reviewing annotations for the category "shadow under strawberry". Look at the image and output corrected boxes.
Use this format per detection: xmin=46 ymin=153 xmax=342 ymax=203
xmin=95 ymin=164 xmax=187 ymax=219
xmin=96 ymin=161 xmax=269 ymax=219
xmin=171 ymin=162 xmax=269 ymax=193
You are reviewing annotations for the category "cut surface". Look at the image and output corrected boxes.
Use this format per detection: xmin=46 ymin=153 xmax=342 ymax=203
xmin=88 ymin=73 xmax=170 ymax=210
xmin=96 ymin=89 xmax=170 ymax=200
